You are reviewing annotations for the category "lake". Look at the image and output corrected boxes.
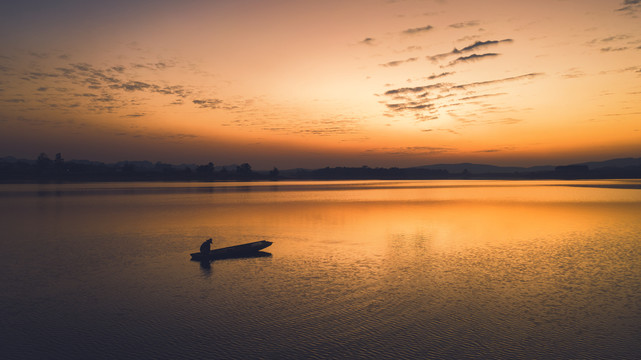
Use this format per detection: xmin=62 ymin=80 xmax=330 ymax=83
xmin=2 ymin=180 xmax=641 ymax=359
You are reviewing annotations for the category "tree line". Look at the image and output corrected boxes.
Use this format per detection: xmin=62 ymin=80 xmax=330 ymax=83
xmin=0 ymin=153 xmax=278 ymax=182
xmin=1 ymin=152 xmax=640 ymax=182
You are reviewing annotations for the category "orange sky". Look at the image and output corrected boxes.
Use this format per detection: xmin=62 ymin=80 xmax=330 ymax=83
xmin=1 ymin=0 xmax=640 ymax=169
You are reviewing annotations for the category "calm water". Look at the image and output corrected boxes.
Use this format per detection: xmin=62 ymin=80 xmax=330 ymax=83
xmin=2 ymin=180 xmax=641 ymax=359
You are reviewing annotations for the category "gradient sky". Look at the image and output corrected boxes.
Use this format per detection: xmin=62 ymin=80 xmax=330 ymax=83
xmin=1 ymin=0 xmax=640 ymax=169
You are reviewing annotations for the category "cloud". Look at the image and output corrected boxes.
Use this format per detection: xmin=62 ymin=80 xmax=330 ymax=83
xmin=192 ymin=99 xmax=223 ymax=109
xmin=367 ymin=146 xmax=456 ymax=156
xmin=167 ymin=133 xmax=198 ymax=139
xmin=1 ymin=52 xmax=258 ymax=126
xmin=111 ymin=66 xmax=126 ymax=73
xmin=474 ymin=146 xmax=516 ymax=153
xmin=486 ymin=117 xmax=522 ymax=125
xmin=428 ymin=39 xmax=513 ymax=62
xmin=426 ymin=72 xmax=454 ymax=80
xmin=601 ymin=47 xmax=629 ymax=52
xmin=447 ymin=53 xmax=500 ymax=66
xmin=380 ymin=57 xmax=418 ymax=67
xmin=360 ymin=37 xmax=375 ymax=45
xmin=152 ymin=85 xmax=189 ymax=98
xmin=26 ymin=72 xmax=59 ymax=80
xmin=449 ymin=21 xmax=479 ymax=29
xmin=601 ymin=34 xmax=632 ymax=42
xmin=29 ymin=52 xmax=49 ymax=59
xmin=402 ymin=25 xmax=434 ymax=35
xmin=386 ymin=102 xmax=434 ymax=112
xmin=459 ymin=93 xmax=507 ymax=101
xmin=459 ymin=39 xmax=513 ymax=52
xmin=380 ymin=73 xmax=543 ymax=122
xmin=562 ymin=68 xmax=586 ymax=79
xmin=110 ymin=81 xmax=152 ymax=91
xmin=384 ymin=83 xmax=447 ymax=96
xmin=616 ymin=0 xmax=641 ymax=15
xmin=451 ymin=73 xmax=543 ymax=90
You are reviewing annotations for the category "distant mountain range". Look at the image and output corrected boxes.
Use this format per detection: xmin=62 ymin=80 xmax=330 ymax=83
xmin=409 ymin=157 xmax=641 ymax=174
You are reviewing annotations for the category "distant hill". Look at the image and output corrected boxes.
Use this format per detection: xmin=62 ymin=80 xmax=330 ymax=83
xmin=410 ymin=163 xmax=555 ymax=174
xmin=410 ymin=157 xmax=641 ymax=174
xmin=574 ymin=157 xmax=641 ymax=169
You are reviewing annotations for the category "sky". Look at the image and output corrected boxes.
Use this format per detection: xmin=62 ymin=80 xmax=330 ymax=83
xmin=1 ymin=0 xmax=640 ymax=169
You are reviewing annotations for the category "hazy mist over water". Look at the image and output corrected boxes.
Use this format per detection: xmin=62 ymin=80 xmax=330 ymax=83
xmin=2 ymin=180 xmax=641 ymax=359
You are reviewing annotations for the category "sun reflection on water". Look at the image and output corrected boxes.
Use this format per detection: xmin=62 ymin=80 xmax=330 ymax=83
xmin=1 ymin=180 xmax=640 ymax=358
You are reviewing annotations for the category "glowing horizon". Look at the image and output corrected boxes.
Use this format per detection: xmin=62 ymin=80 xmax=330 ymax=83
xmin=1 ymin=0 xmax=640 ymax=169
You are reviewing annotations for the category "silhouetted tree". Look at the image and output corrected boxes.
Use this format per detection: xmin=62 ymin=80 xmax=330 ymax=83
xmin=54 ymin=153 xmax=64 ymax=165
xmin=121 ymin=162 xmax=135 ymax=173
xmin=154 ymin=161 xmax=174 ymax=173
xmin=269 ymin=167 xmax=279 ymax=179
xmin=52 ymin=153 xmax=66 ymax=177
xmin=37 ymin=153 xmax=52 ymax=169
xmin=196 ymin=162 xmax=214 ymax=174
xmin=236 ymin=163 xmax=252 ymax=175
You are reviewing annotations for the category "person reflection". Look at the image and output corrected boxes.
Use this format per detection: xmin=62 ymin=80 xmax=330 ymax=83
xmin=200 ymin=258 xmax=212 ymax=272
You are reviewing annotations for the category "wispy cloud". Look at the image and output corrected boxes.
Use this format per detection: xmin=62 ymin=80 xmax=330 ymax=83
xmin=616 ymin=0 xmax=641 ymax=16
xmin=402 ymin=25 xmax=434 ymax=35
xmin=192 ymin=99 xmax=223 ymax=109
xmin=360 ymin=37 xmax=376 ymax=45
xmin=459 ymin=39 xmax=513 ymax=52
xmin=562 ymin=68 xmax=586 ymax=79
xmin=447 ymin=53 xmax=500 ymax=66
xmin=428 ymin=39 xmax=513 ymax=62
xmin=110 ymin=81 xmax=152 ymax=92
xmin=380 ymin=73 xmax=543 ymax=122
xmin=601 ymin=47 xmax=629 ymax=52
xmin=449 ymin=21 xmax=479 ymax=29
xmin=425 ymin=72 xmax=454 ymax=80
xmin=459 ymin=93 xmax=507 ymax=101
xmin=0 ymin=54 xmax=246 ymax=118
xmin=259 ymin=116 xmax=362 ymax=136
xmin=364 ymin=146 xmax=456 ymax=157
xmin=384 ymin=83 xmax=448 ymax=96
xmin=380 ymin=57 xmax=418 ymax=67
xmin=451 ymin=73 xmax=543 ymax=90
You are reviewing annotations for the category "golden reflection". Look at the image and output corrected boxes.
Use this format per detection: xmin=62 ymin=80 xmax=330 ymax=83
xmin=2 ymin=180 xmax=641 ymax=359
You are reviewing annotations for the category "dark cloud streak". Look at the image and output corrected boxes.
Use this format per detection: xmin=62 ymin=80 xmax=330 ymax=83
xmin=452 ymin=73 xmax=543 ymax=90
xmin=380 ymin=57 xmax=418 ymax=67
xmin=402 ymin=25 xmax=433 ymax=35
xmin=380 ymin=73 xmax=543 ymax=121
xmin=616 ymin=0 xmax=641 ymax=15
xmin=449 ymin=21 xmax=479 ymax=29
xmin=427 ymin=39 xmax=512 ymax=62
xmin=448 ymin=53 xmax=500 ymax=66
xmin=360 ymin=37 xmax=375 ymax=45
xmin=192 ymin=99 xmax=223 ymax=109
xmin=459 ymin=39 xmax=513 ymax=52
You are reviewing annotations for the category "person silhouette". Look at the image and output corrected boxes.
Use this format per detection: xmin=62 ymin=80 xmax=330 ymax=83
xmin=200 ymin=238 xmax=213 ymax=255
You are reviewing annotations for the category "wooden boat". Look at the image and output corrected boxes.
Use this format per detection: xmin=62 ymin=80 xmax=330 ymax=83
xmin=190 ymin=240 xmax=273 ymax=261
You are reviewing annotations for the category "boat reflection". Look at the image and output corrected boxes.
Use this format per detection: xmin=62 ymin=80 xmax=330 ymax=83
xmin=196 ymin=251 xmax=272 ymax=268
